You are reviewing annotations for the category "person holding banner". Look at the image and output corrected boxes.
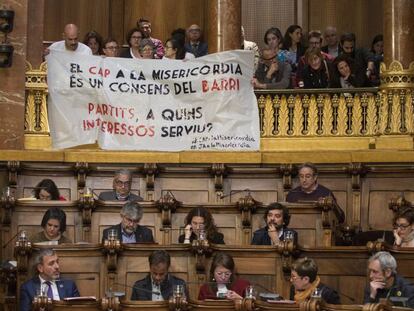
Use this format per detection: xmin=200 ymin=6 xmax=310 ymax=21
xmin=140 ymin=38 xmax=156 ymax=59
xmin=137 ymin=18 xmax=164 ymax=59
xmin=102 ymin=38 xmax=120 ymax=58
xmin=46 ymin=24 xmax=92 ymax=56
xmin=120 ymin=28 xmax=143 ymax=59
xmin=164 ymin=38 xmax=186 ymax=60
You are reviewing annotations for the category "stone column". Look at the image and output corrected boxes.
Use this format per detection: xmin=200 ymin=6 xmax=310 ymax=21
xmin=26 ymin=0 xmax=44 ymax=68
xmin=377 ymin=0 xmax=414 ymax=148
xmin=207 ymin=0 xmax=241 ymax=53
xmin=0 ymin=0 xmax=28 ymax=149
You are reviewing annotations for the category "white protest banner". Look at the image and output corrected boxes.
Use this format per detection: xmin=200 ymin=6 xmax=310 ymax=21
xmin=46 ymin=50 xmax=260 ymax=151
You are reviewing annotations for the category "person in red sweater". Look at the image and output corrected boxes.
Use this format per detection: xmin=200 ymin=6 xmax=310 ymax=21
xmin=198 ymin=252 xmax=250 ymax=301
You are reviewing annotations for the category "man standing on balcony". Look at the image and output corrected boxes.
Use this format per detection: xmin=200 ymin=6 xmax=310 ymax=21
xmin=46 ymin=24 xmax=92 ymax=55
xmin=286 ymin=163 xmax=345 ymax=223
xmin=137 ymin=18 xmax=164 ymax=59
xmin=99 ymin=169 xmax=143 ymax=201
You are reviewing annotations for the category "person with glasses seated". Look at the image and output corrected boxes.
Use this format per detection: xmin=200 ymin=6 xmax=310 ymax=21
xmin=252 ymin=48 xmax=291 ymax=89
xmin=102 ymin=201 xmax=154 ymax=244
xmin=290 ymin=257 xmax=340 ymax=304
xmin=393 ymin=208 xmax=414 ymax=247
xmin=198 ymin=252 xmax=250 ymax=301
xmin=99 ymin=169 xmax=143 ymax=201
xmin=102 ymin=38 xmax=119 ymax=57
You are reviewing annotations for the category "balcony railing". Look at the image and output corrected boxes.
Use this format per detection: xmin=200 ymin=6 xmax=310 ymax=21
xmin=24 ymin=61 xmax=414 ymax=150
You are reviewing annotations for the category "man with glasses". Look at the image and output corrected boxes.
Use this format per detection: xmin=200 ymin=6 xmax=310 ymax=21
xmin=289 ymin=257 xmax=340 ymax=304
xmin=364 ymin=251 xmax=414 ymax=308
xmin=102 ymin=201 xmax=154 ymax=243
xmin=286 ymin=163 xmax=345 ymax=224
xmin=184 ymin=24 xmax=208 ymax=57
xmin=99 ymin=169 xmax=143 ymax=201
xmin=252 ymin=48 xmax=291 ymax=89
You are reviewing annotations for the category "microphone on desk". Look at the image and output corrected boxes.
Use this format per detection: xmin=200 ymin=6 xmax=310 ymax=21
xmin=112 ymin=282 xmax=161 ymax=296
xmin=2 ymin=229 xmax=26 ymax=249
xmin=219 ymin=189 xmax=251 ymax=199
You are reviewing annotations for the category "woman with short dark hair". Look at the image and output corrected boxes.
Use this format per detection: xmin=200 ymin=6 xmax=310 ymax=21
xmin=30 ymin=207 xmax=72 ymax=244
xmin=198 ymin=252 xmax=250 ymax=300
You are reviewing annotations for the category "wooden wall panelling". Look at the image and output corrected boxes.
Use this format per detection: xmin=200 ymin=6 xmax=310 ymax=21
xmin=123 ymin=0 xmax=207 ymax=46
xmin=364 ymin=177 xmax=414 ymax=231
xmin=13 ymin=244 xmax=414 ymax=308
xmin=307 ymin=0 xmax=383 ymax=49
xmin=302 ymin=247 xmax=369 ymax=304
xmin=44 ymin=0 xmax=111 ymax=42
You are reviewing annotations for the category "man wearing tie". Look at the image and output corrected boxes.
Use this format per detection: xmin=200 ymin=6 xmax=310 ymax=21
xmin=184 ymin=24 xmax=208 ymax=57
xmin=20 ymin=249 xmax=80 ymax=311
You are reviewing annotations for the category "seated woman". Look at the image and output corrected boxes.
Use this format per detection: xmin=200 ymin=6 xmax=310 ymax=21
xmin=178 ymin=207 xmax=224 ymax=244
xmin=393 ymin=208 xmax=414 ymax=247
xmin=198 ymin=252 xmax=250 ymax=300
xmin=251 ymin=202 xmax=298 ymax=245
xmin=34 ymin=179 xmax=66 ymax=200
xmin=330 ymin=54 xmax=370 ymax=88
xmin=30 ymin=207 xmax=72 ymax=244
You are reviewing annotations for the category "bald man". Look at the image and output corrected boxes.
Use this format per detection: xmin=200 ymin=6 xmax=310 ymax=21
xmin=46 ymin=24 xmax=92 ymax=55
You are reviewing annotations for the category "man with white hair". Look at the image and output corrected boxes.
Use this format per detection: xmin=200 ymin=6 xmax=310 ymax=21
xmin=364 ymin=251 xmax=414 ymax=308
xmin=321 ymin=26 xmax=341 ymax=58
xmin=102 ymin=201 xmax=154 ymax=244
xmin=47 ymin=24 xmax=92 ymax=55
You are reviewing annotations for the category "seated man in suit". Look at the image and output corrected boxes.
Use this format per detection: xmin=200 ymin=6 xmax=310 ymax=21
xmin=364 ymin=251 xmax=414 ymax=308
xmin=286 ymin=162 xmax=345 ymax=223
xmin=98 ymin=169 xmax=143 ymax=201
xmin=251 ymin=202 xmax=297 ymax=245
xmin=102 ymin=201 xmax=154 ymax=244
xmin=20 ymin=249 xmax=80 ymax=311
xmin=290 ymin=257 xmax=340 ymax=304
xmin=131 ymin=250 xmax=187 ymax=301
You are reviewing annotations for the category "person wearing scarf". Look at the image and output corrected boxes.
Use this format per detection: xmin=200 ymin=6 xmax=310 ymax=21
xmin=289 ymin=257 xmax=340 ymax=304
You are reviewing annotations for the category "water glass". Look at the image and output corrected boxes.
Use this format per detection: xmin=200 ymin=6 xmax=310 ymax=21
xmin=312 ymin=287 xmax=322 ymax=299
xmin=108 ymin=229 xmax=118 ymax=241
xmin=245 ymin=285 xmax=256 ymax=299
xmin=173 ymin=284 xmax=185 ymax=298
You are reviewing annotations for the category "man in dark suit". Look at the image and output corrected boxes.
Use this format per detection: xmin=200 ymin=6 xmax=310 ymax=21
xmin=131 ymin=250 xmax=187 ymax=301
xmin=20 ymin=249 xmax=80 ymax=311
xmin=102 ymin=201 xmax=154 ymax=244
xmin=251 ymin=202 xmax=298 ymax=245
xmin=98 ymin=169 xmax=143 ymax=201
xmin=184 ymin=24 xmax=208 ymax=57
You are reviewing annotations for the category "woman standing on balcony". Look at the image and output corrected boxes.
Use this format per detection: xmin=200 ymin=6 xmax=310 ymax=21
xmin=302 ymin=48 xmax=331 ymax=89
